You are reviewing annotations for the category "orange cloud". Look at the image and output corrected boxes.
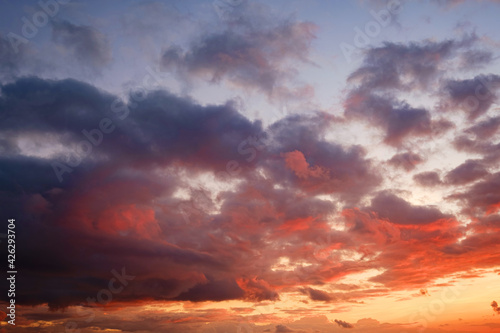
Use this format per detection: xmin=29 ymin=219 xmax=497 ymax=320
xmin=283 ymin=150 xmax=327 ymax=179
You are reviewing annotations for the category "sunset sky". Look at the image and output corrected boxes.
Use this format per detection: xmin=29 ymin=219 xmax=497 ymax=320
xmin=1 ymin=0 xmax=500 ymax=332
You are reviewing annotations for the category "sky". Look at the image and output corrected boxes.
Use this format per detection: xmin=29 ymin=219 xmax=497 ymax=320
xmin=0 ymin=0 xmax=500 ymax=332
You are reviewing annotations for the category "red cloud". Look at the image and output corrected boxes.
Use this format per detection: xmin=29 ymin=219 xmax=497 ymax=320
xmin=283 ymin=150 xmax=327 ymax=179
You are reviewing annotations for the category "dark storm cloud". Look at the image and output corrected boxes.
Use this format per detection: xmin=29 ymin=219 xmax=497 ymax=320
xmin=369 ymin=191 xmax=448 ymax=225
xmin=0 ymin=76 xmax=379 ymax=309
xmin=0 ymin=76 xmax=269 ymax=308
xmin=52 ymin=20 xmax=112 ymax=72
xmin=444 ymin=159 xmax=489 ymax=185
xmin=0 ymin=77 xmax=265 ymax=174
xmin=0 ymin=77 xmax=114 ymax=133
xmin=112 ymin=90 xmax=265 ymax=170
xmin=413 ymin=171 xmax=443 ymax=187
xmin=160 ymin=18 xmax=316 ymax=96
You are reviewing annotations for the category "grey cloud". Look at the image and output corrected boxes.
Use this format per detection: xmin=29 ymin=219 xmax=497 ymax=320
xmin=369 ymin=191 xmax=448 ymax=225
xmin=413 ymin=171 xmax=443 ymax=187
xmin=347 ymin=35 xmax=478 ymax=91
xmin=441 ymin=74 xmax=500 ymax=120
xmin=52 ymin=20 xmax=112 ymax=72
xmin=388 ymin=151 xmax=423 ymax=171
xmin=444 ymin=159 xmax=489 ymax=185
xmin=160 ymin=19 xmax=316 ymax=97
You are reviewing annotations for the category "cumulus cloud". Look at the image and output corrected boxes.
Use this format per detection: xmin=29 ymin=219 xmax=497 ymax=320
xmin=347 ymin=35 xmax=479 ymax=92
xmin=3 ymin=3 xmax=500 ymax=331
xmin=160 ymin=10 xmax=316 ymax=99
xmin=0 ymin=76 xmax=380 ymax=310
xmin=343 ymin=35 xmax=499 ymax=147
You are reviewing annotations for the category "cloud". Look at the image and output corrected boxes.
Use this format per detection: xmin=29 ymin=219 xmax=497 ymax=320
xmin=444 ymin=159 xmax=489 ymax=185
xmin=52 ymin=20 xmax=112 ymax=72
xmin=491 ymin=300 xmax=500 ymax=314
xmin=459 ymin=49 xmax=494 ymax=69
xmin=160 ymin=12 xmax=316 ymax=99
xmin=275 ymin=324 xmax=295 ymax=332
xmin=300 ymin=287 xmax=333 ymax=302
xmin=174 ymin=277 xmax=245 ymax=302
xmin=266 ymin=113 xmax=381 ymax=203
xmin=369 ymin=191 xmax=448 ymax=225
xmin=0 ymin=76 xmax=271 ymax=308
xmin=237 ymin=278 xmax=280 ymax=302
xmin=440 ymin=74 xmax=500 ymax=120
xmin=420 ymin=288 xmax=430 ymax=296
xmin=465 ymin=116 xmax=500 ymax=140
xmin=448 ymin=172 xmax=500 ymax=215
xmin=347 ymin=35 xmax=478 ymax=91
xmin=388 ymin=152 xmax=423 ymax=171
xmin=0 ymin=33 xmax=47 ymax=81
xmin=344 ymin=90 xmax=452 ymax=146
xmin=334 ymin=319 xmax=354 ymax=328
xmin=3 ymin=1 xmax=500 ymax=331
xmin=283 ymin=150 xmax=328 ymax=179
xmin=432 ymin=0 xmax=500 ymax=9
xmin=343 ymin=35 xmax=496 ymax=146
xmin=0 ymin=33 xmax=28 ymax=79
xmin=413 ymin=171 xmax=443 ymax=187
xmin=0 ymin=76 xmax=378 ymax=310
